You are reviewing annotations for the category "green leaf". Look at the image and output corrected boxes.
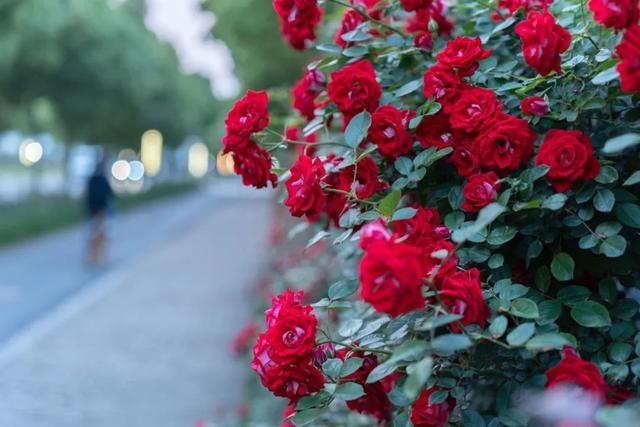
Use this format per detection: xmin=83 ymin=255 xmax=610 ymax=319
xmin=340 ymin=358 xmax=363 ymax=377
xmin=342 ymin=45 xmax=369 ymax=57
xmin=600 ymin=235 xmax=627 ymax=258
xmin=395 ymin=79 xmax=423 ymax=97
xmin=551 ymin=253 xmax=574 ymax=281
xmin=608 ymin=343 xmax=633 ymax=363
xmin=403 ymin=357 xmax=433 ymax=400
xmin=525 ymin=333 xmax=571 ymax=352
xmin=510 ymin=298 xmax=539 ymax=319
xmin=593 ymin=189 xmax=615 ymax=213
xmin=487 ymin=226 xmax=518 ymax=246
xmin=591 ymin=66 xmax=620 ymax=85
xmin=378 ymin=189 xmax=401 ymax=217
xmin=291 ymin=408 xmax=326 ymax=426
xmin=462 ymin=409 xmax=486 ymax=427
xmin=506 ymin=322 xmax=536 ymax=346
xmin=557 ymin=286 xmax=591 ymax=306
xmin=394 ymin=157 xmax=413 ymax=175
xmin=542 ymin=193 xmax=568 ymax=210
xmin=328 ymin=280 xmax=359 ymax=300
xmin=431 ymin=334 xmax=472 ymax=356
xmin=344 ymin=111 xmax=372 ymax=148
xmin=452 ymin=203 xmax=506 ymax=244
xmin=623 ymin=170 xmax=640 ymax=186
xmin=366 ymin=361 xmax=397 ymax=384
xmin=322 ymin=359 xmax=343 ymax=378
xmin=341 ymin=29 xmax=373 ymax=42
xmin=602 ymin=133 xmax=640 ymax=154
xmin=392 ymin=207 xmax=418 ymax=221
xmin=614 ymin=203 xmax=640 ymax=228
xmin=316 ymin=43 xmax=342 ymax=54
xmin=537 ymin=300 xmax=562 ymax=325
xmin=428 ymin=390 xmax=449 ymax=404
xmin=595 ymin=221 xmax=623 ymax=237
xmin=334 ymin=382 xmax=365 ymax=401
xmin=596 ymin=166 xmax=619 ymax=184
xmin=488 ymin=254 xmax=504 ymax=269
xmin=571 ymin=301 xmax=612 ymax=327
xmin=490 ymin=316 xmax=508 ymax=338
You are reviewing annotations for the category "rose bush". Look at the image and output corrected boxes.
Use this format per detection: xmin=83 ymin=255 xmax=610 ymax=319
xmin=224 ymin=0 xmax=640 ymax=425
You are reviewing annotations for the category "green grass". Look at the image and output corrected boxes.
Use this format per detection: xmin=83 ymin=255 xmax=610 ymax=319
xmin=0 ymin=180 xmax=199 ymax=246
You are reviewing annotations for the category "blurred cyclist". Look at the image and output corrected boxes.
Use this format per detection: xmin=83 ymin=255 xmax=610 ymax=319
xmin=86 ymin=160 xmax=113 ymax=264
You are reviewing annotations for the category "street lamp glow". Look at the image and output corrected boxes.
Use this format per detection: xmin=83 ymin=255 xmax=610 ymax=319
xmin=111 ymin=160 xmax=131 ymax=181
xmin=188 ymin=142 xmax=209 ymax=178
xmin=128 ymin=160 xmax=145 ymax=181
xmin=19 ymin=139 xmax=44 ymax=166
xmin=140 ymin=130 xmax=163 ymax=176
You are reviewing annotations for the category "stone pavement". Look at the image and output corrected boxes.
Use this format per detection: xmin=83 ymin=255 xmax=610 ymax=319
xmin=0 ymin=180 xmax=274 ymax=427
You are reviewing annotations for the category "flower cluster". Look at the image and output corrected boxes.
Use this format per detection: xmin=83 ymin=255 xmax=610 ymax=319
xmin=225 ymin=0 xmax=640 ymax=425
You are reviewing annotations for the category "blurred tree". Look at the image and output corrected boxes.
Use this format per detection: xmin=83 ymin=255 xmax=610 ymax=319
xmin=0 ymin=0 xmax=218 ymax=148
xmin=202 ymin=0 xmax=310 ymax=90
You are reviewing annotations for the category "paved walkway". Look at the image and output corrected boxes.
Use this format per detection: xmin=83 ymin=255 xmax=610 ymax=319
xmin=0 ymin=180 xmax=274 ymax=427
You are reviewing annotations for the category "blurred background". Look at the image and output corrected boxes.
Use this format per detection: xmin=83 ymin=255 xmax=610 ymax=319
xmin=0 ymin=0 xmax=310 ymax=425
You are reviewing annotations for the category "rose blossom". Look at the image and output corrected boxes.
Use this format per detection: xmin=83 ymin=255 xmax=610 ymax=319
xmin=493 ymin=0 xmax=554 ymax=20
xmin=292 ymin=69 xmax=325 ymax=120
xmin=535 ymin=129 xmax=600 ymax=192
xmin=436 ymin=36 xmax=492 ymax=77
xmin=401 ymin=0 xmax=433 ymax=11
xmin=359 ymin=240 xmax=425 ymax=317
xmin=231 ymin=144 xmax=278 ymax=189
xmin=411 ymin=387 xmax=456 ymax=427
xmin=337 ymin=350 xmax=393 ymax=422
xmin=545 ymin=349 xmax=608 ymax=402
xmin=423 ymin=64 xmax=469 ymax=112
xmin=225 ymin=90 xmax=270 ymax=137
xmin=515 ymin=10 xmax=571 ymax=76
xmin=450 ymin=88 xmax=503 ymax=133
xmin=251 ymin=335 xmax=325 ymax=400
xmin=414 ymin=31 xmax=434 ymax=50
xmin=284 ymin=154 xmax=326 ymax=220
xmin=264 ymin=300 xmax=317 ymax=364
xmin=475 ymin=113 xmax=537 ymax=176
xmin=520 ymin=96 xmax=549 ymax=116
xmin=336 ymin=156 xmax=380 ymax=200
xmin=368 ymin=105 xmax=415 ymax=159
xmin=359 ymin=219 xmax=391 ymax=249
xmin=462 ymin=172 xmax=501 ymax=213
xmin=616 ymin=25 xmax=640 ymax=93
xmin=327 ymin=60 xmax=382 ymax=125
xmin=451 ymin=137 xmax=480 ymax=177
xmin=439 ymin=268 xmax=490 ymax=332
xmin=416 ymin=113 xmax=454 ymax=150
xmin=589 ymin=0 xmax=639 ymax=30
xmin=273 ymin=0 xmax=323 ymax=50
xmin=335 ymin=10 xmax=365 ymax=47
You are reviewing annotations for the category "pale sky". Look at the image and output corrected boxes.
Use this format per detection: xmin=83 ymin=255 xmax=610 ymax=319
xmin=144 ymin=0 xmax=240 ymax=99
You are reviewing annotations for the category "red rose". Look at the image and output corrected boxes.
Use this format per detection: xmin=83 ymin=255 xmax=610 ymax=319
xmin=520 ymin=96 xmax=549 ymax=116
xmin=436 ymin=36 xmax=492 ymax=77
xmin=431 ymin=0 xmax=454 ymax=35
xmin=251 ymin=335 xmax=325 ymax=400
xmin=607 ymin=386 xmax=636 ymax=405
xmin=401 ymin=0 xmax=433 ymax=11
xmin=337 ymin=156 xmax=381 ymax=200
xmin=414 ymin=31 xmax=434 ymax=50
xmin=265 ymin=289 xmax=305 ymax=327
xmin=439 ymin=268 xmax=489 ymax=332
xmin=493 ymin=0 xmax=553 ymax=20
xmin=462 ymin=172 xmax=501 ymax=213
xmin=411 ymin=387 xmax=456 ymax=427
xmin=273 ymin=0 xmax=323 ymax=50
xmin=589 ymin=0 xmax=639 ymax=30
xmin=423 ymin=64 xmax=469 ymax=112
xmin=264 ymin=301 xmax=317 ymax=364
xmin=285 ymin=154 xmax=326 ymax=220
xmin=359 ymin=240 xmax=425 ymax=317
xmin=616 ymin=25 xmax=640 ymax=93
xmin=545 ymin=350 xmax=607 ymax=402
xmin=475 ymin=114 xmax=536 ymax=176
xmin=337 ymin=350 xmax=393 ymax=422
xmin=368 ymin=105 xmax=415 ymax=159
xmin=359 ymin=219 xmax=392 ymax=249
xmin=392 ymin=206 xmax=441 ymax=246
xmin=416 ymin=112 xmax=454 ymax=150
xmin=292 ymin=69 xmax=325 ymax=120
xmin=451 ymin=138 xmax=480 ymax=177
xmin=515 ymin=10 xmax=571 ymax=76
xmin=450 ymin=88 xmax=503 ymax=133
xmin=335 ymin=10 xmax=367 ymax=48
xmin=406 ymin=9 xmax=431 ymax=32
xmin=328 ymin=60 xmax=381 ymax=125
xmin=225 ymin=90 xmax=270 ymax=137
xmin=535 ymin=130 xmax=600 ymax=192
xmin=231 ymin=143 xmax=278 ymax=189
xmin=282 ymin=404 xmax=296 ymax=427
xmin=322 ymin=155 xmax=350 ymax=225
xmin=222 ymin=134 xmax=253 ymax=153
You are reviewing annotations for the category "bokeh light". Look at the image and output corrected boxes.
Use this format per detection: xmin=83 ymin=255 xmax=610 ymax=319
xmin=111 ymin=160 xmax=131 ymax=181
xmin=216 ymin=149 xmax=235 ymax=176
xmin=188 ymin=142 xmax=209 ymax=178
xmin=18 ymin=139 xmax=44 ymax=166
xmin=128 ymin=160 xmax=145 ymax=181
xmin=140 ymin=130 xmax=163 ymax=176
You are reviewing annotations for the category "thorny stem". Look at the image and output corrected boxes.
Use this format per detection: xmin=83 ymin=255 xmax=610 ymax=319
xmin=317 ymin=329 xmax=392 ymax=355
